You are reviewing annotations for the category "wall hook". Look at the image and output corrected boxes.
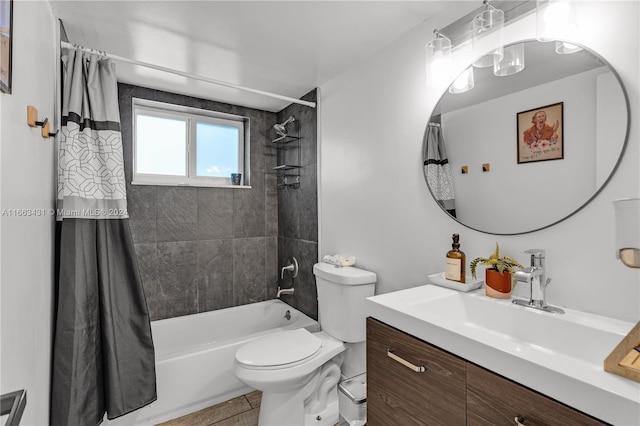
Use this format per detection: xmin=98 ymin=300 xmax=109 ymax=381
xmin=27 ymin=106 xmax=40 ymax=127
xmin=41 ymin=120 xmax=58 ymax=139
xmin=27 ymin=106 xmax=58 ymax=139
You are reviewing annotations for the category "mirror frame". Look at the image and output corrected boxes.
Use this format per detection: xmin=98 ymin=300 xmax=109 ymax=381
xmin=424 ymin=39 xmax=631 ymax=235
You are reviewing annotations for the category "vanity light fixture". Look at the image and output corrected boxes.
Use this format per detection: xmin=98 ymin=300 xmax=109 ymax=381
xmin=449 ymin=66 xmax=475 ymax=94
xmin=494 ymin=43 xmax=525 ymax=76
xmin=536 ymin=0 xmax=577 ymax=42
xmin=472 ymin=0 xmax=505 ymax=68
xmin=425 ymin=30 xmax=452 ymax=87
xmin=425 ymin=1 xmax=538 ymax=88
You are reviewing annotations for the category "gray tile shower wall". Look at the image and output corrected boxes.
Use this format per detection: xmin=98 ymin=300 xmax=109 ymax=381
xmin=118 ymin=83 xmax=283 ymax=320
xmin=276 ymin=90 xmax=319 ymax=320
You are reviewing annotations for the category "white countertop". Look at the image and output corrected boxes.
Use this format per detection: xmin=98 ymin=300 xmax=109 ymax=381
xmin=365 ymin=284 xmax=640 ymax=425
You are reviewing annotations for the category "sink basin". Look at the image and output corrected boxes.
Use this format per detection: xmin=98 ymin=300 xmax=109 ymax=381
xmin=365 ymin=284 xmax=640 ymax=425
xmin=409 ymin=289 xmax=624 ymax=367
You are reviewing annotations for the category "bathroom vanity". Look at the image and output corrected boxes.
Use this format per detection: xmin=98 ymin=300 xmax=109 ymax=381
xmin=365 ymin=285 xmax=640 ymax=425
xmin=367 ymin=317 xmax=604 ymax=425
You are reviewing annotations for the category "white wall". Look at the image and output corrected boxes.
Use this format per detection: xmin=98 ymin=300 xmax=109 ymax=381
xmin=0 ymin=1 xmax=57 ymax=424
xmin=319 ymin=1 xmax=640 ymax=322
xmin=597 ymin=71 xmax=628 ymax=187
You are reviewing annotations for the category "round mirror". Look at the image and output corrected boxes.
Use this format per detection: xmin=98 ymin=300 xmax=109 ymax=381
xmin=423 ymin=39 xmax=630 ymax=235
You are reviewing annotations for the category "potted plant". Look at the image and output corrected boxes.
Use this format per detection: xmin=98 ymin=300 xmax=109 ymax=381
xmin=470 ymin=243 xmax=524 ymax=299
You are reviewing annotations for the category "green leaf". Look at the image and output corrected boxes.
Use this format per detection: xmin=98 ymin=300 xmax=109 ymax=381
xmin=470 ymin=243 xmax=525 ymax=278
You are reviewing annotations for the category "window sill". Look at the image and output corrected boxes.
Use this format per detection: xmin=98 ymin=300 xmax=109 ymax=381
xmin=131 ymin=181 xmax=252 ymax=189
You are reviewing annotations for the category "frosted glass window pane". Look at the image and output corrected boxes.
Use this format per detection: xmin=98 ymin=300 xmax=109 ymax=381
xmin=136 ymin=114 xmax=187 ymax=175
xmin=196 ymin=122 xmax=239 ymax=177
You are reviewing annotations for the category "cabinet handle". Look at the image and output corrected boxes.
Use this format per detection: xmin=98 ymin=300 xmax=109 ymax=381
xmin=514 ymin=416 xmax=526 ymax=425
xmin=387 ymin=348 xmax=426 ymax=373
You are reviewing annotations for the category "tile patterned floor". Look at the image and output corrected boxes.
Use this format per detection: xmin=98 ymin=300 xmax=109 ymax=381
xmin=156 ymin=391 xmax=343 ymax=426
xmin=156 ymin=391 xmax=261 ymax=426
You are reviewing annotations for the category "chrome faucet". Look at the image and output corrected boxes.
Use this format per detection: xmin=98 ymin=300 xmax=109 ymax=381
xmin=281 ymin=257 xmax=299 ymax=279
xmin=276 ymin=286 xmax=294 ymax=298
xmin=513 ymin=249 xmax=565 ymax=314
xmin=277 ymin=257 xmax=298 ymax=298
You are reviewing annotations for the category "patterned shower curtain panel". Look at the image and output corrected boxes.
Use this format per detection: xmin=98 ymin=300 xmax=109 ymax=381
xmin=424 ymin=122 xmax=456 ymax=216
xmin=57 ymin=48 xmax=128 ymax=219
xmin=51 ymin=47 xmax=156 ymax=426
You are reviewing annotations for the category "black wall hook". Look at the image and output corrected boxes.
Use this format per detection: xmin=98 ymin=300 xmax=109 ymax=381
xmin=35 ymin=117 xmax=48 ymax=128
xmin=40 ymin=120 xmax=58 ymax=139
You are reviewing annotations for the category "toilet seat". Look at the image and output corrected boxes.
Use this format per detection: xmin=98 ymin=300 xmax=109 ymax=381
xmin=235 ymin=328 xmax=322 ymax=370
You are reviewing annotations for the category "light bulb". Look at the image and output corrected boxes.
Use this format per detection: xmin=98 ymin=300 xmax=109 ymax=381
xmin=472 ymin=6 xmax=504 ymax=68
xmin=537 ymin=0 xmax=577 ymax=42
xmin=494 ymin=43 xmax=525 ymax=76
xmin=544 ymin=1 xmax=571 ymax=25
xmin=449 ymin=67 xmax=474 ymax=94
xmin=426 ymin=35 xmax=452 ymax=88
xmin=555 ymin=41 xmax=583 ymax=54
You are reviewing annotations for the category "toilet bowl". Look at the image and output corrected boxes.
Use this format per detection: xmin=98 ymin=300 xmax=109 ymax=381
xmin=234 ymin=263 xmax=377 ymax=426
xmin=235 ymin=330 xmax=345 ymax=425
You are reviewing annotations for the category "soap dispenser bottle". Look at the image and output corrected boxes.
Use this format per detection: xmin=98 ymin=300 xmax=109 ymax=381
xmin=445 ymin=233 xmax=466 ymax=283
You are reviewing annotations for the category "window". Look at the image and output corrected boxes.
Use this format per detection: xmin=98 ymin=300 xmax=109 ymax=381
xmin=132 ymin=98 xmax=249 ymax=187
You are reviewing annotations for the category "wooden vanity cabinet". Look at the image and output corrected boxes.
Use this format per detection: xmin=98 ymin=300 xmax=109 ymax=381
xmin=366 ymin=317 xmax=466 ymax=426
xmin=467 ymin=362 xmax=605 ymax=426
xmin=367 ymin=317 xmax=607 ymax=426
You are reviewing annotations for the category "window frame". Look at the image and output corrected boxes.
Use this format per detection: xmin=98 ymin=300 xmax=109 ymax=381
xmin=131 ymin=98 xmax=250 ymax=188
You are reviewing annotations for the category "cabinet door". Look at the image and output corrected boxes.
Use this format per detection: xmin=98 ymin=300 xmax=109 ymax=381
xmin=366 ymin=317 xmax=466 ymax=426
xmin=467 ymin=363 xmax=606 ymax=426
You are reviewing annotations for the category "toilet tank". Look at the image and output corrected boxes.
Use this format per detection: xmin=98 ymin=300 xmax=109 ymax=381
xmin=313 ymin=263 xmax=377 ymax=343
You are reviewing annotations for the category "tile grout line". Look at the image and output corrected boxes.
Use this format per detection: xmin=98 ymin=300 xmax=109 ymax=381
xmin=207 ymin=394 xmax=256 ymax=426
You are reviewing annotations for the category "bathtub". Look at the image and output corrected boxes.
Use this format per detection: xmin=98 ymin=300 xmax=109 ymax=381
xmin=106 ymin=299 xmax=319 ymax=425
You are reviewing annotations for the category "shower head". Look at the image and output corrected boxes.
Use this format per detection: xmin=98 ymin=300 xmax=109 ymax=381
xmin=273 ymin=116 xmax=295 ymax=137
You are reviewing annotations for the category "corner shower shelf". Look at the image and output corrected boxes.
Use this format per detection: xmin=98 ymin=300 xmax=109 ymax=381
xmin=272 ymin=135 xmax=301 ymax=145
xmin=273 ymin=164 xmax=302 ymax=171
xmin=272 ymin=165 xmax=301 ymax=189
xmin=276 ymin=175 xmax=301 ymax=190
xmin=272 ymin=127 xmax=302 ymax=190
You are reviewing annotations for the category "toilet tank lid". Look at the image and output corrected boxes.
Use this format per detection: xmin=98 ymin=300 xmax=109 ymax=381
xmin=313 ymin=263 xmax=377 ymax=285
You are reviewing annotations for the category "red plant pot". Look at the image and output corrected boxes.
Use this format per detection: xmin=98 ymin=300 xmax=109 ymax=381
xmin=484 ymin=268 xmax=513 ymax=299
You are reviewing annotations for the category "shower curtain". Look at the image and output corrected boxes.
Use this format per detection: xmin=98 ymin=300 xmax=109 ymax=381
xmin=424 ymin=121 xmax=456 ymax=217
xmin=51 ymin=48 xmax=156 ymax=426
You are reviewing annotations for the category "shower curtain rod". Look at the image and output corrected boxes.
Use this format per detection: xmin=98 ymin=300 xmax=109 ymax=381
xmin=60 ymin=41 xmax=316 ymax=109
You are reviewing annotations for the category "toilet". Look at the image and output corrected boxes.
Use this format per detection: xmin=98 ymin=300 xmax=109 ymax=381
xmin=234 ymin=262 xmax=377 ymax=426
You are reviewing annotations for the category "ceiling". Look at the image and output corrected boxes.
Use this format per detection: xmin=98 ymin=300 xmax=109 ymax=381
xmin=49 ymin=1 xmax=453 ymax=112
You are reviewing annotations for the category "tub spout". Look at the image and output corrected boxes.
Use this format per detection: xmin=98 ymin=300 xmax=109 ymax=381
xmin=276 ymin=286 xmax=294 ymax=298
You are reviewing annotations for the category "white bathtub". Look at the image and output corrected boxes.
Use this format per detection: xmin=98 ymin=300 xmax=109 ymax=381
xmin=106 ymin=300 xmax=319 ymax=425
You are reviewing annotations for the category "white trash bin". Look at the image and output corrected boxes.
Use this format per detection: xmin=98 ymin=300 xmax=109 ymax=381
xmin=338 ymin=373 xmax=367 ymax=426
